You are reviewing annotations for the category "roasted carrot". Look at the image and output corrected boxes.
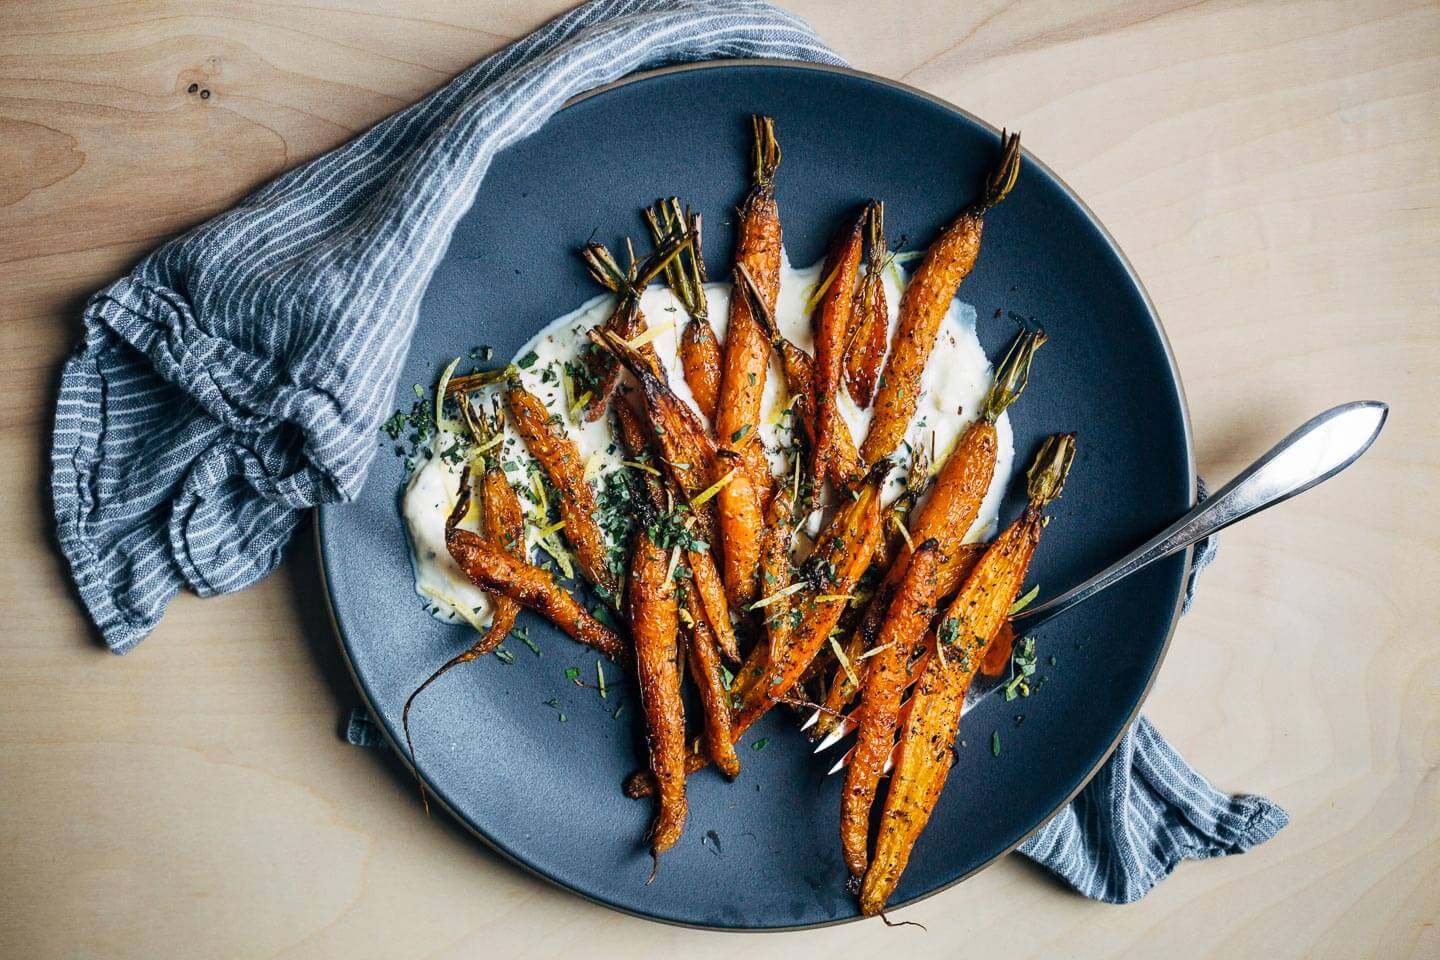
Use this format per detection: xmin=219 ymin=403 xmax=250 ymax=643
xmin=811 ymin=327 xmax=1042 ymax=739
xmin=613 ymin=398 xmax=738 ymax=663
xmin=505 ymin=377 xmax=619 ymax=598
xmin=401 ymin=406 xmax=525 ymax=810
xmin=844 ymin=201 xmax=889 ymax=407
xmin=809 ymin=209 xmax=866 ymax=507
xmin=860 ymin=131 xmax=1022 ymax=465
xmin=859 ymin=433 xmax=1074 ymax=916
xmin=591 ymin=330 xmax=720 ymax=507
xmin=841 ymin=540 xmax=941 ymax=877
xmin=645 ymin=198 xmax=722 ymax=422
xmin=714 ymin=116 xmax=783 ymax=606
xmin=629 ymin=526 xmax=687 ymax=857
xmin=575 ymin=235 xmax=686 ymax=420
xmin=732 ymin=459 xmax=889 ymax=738
xmin=446 ymin=478 xmax=626 ymax=663
xmin=731 ymin=486 xmax=798 ymax=705
xmin=680 ymin=586 xmax=741 ymax=778
xmin=737 ymin=265 xmax=864 ymax=490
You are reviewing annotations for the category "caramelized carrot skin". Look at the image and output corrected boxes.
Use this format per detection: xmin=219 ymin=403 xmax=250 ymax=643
xmin=841 ymin=542 xmax=941 ymax=877
xmin=733 ymin=471 xmax=886 ymax=737
xmin=679 ymin=320 xmax=722 ymax=422
xmin=506 ymin=381 xmax=619 ymax=597
xmin=446 ymin=527 xmax=625 ymax=662
xmin=859 ymin=509 xmax=1041 ymax=916
xmin=845 ymin=264 xmax=887 ymax=407
xmin=629 ymin=530 xmax=687 ymax=854
xmin=683 ymin=596 xmax=741 ymax=778
xmin=714 ymin=159 xmax=782 ymax=606
xmin=687 ymin=548 xmax=738 ymax=662
xmin=860 ymin=212 xmax=986 ymax=465
xmin=810 ymin=214 xmax=865 ymax=498
xmin=472 ymin=464 xmax=525 ymax=653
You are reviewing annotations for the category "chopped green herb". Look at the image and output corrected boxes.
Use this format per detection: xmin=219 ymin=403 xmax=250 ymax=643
xmin=730 ymin=424 xmax=752 ymax=443
xmin=612 ymin=700 xmax=626 ymax=720
xmin=751 ymin=738 xmax=770 ymax=751
xmin=991 ymin=731 xmax=1001 ymax=756
xmin=517 ymin=349 xmax=540 ymax=369
xmin=564 ymin=667 xmax=580 ymax=682
xmin=543 ymin=697 xmax=560 ymax=708
xmin=558 ymin=713 xmax=568 ymax=723
xmin=1009 ymin=584 xmax=1040 ymax=615
xmin=494 ymin=647 xmax=515 ymax=665
xmin=413 ymin=383 xmax=424 ymax=398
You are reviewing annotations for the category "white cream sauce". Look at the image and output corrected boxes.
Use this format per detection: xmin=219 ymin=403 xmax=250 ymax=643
xmin=404 ymin=250 xmax=1013 ymax=625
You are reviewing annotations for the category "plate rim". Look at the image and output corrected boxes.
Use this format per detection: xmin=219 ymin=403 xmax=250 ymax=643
xmin=316 ymin=57 xmax=1197 ymax=931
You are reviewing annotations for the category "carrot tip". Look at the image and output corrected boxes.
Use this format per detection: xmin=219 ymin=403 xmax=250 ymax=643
xmin=981 ymin=129 xmax=1022 ymax=210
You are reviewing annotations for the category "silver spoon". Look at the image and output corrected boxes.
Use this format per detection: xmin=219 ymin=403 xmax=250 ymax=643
xmin=809 ymin=400 xmax=1389 ymax=769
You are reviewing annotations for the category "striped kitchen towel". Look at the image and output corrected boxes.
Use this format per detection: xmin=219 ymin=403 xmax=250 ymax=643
xmin=52 ymin=0 xmax=1284 ymax=904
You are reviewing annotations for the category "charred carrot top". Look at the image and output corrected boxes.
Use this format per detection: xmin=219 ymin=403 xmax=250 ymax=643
xmin=575 ymin=233 xmax=688 ymax=418
xmin=715 ymin=115 xmax=783 ymax=607
xmin=645 ymin=198 xmax=723 ymax=422
xmin=859 ymin=433 xmax=1074 ymax=917
xmin=844 ymin=200 xmax=890 ymax=408
xmin=860 ymin=130 xmax=1023 ymax=465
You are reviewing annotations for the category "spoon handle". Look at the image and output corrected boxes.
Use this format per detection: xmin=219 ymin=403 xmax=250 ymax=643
xmin=1011 ymin=401 xmax=1388 ymax=630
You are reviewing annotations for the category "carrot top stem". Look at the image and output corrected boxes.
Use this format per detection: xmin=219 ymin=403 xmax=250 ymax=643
xmin=581 ymin=230 xmax=689 ymax=298
xmin=979 ymin=326 xmax=1047 ymax=423
xmin=980 ymin=129 xmax=1023 ymax=211
xmin=1026 ymin=432 xmax=1076 ymax=505
xmin=644 ymin=197 xmax=709 ymax=321
xmin=751 ymin=115 xmax=782 ymax=189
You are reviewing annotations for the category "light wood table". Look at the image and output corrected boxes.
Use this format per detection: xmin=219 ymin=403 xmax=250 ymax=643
xmin=3 ymin=2 xmax=1436 ymax=957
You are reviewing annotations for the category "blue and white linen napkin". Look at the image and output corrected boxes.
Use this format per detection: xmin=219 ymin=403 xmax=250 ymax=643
xmin=52 ymin=0 xmax=1284 ymax=902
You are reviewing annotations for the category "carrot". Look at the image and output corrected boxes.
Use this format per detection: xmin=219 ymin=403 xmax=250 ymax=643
xmin=680 ymin=586 xmax=741 ymax=778
xmin=645 ymin=198 xmax=722 ymax=422
xmin=613 ymin=398 xmax=738 ymax=663
xmin=506 ymin=377 xmax=619 ymax=598
xmin=841 ymin=540 xmax=941 ymax=877
xmin=732 ymin=459 xmax=890 ymax=738
xmin=401 ymin=406 xmax=525 ymax=812
xmin=859 ymin=433 xmax=1074 ymax=916
xmin=731 ymin=486 xmax=798 ymax=704
xmin=445 ymin=479 xmax=626 ymax=663
xmin=860 ymin=131 xmax=1022 ymax=465
xmin=809 ymin=209 xmax=866 ymax=507
xmin=714 ymin=116 xmax=783 ymax=606
xmin=736 ymin=265 xmax=864 ymax=491
xmin=575 ymin=235 xmax=686 ymax=421
xmin=811 ymin=326 xmax=1042 ymax=739
xmin=844 ymin=201 xmax=889 ymax=407
xmin=629 ymin=526 xmax=687 ymax=857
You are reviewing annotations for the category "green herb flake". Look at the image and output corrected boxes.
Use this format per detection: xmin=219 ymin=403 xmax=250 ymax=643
xmin=730 ymin=424 xmax=752 ymax=444
xmin=564 ymin=667 xmax=580 ymax=682
xmin=1008 ymin=584 xmax=1040 ymax=616
xmin=494 ymin=647 xmax=515 ymax=665
xmin=751 ymin=738 xmax=770 ymax=751
xmin=542 ymin=698 xmax=560 ymax=708
xmin=612 ymin=700 xmax=626 ymax=720
xmin=991 ymin=731 xmax=1001 ymax=757
xmin=517 ymin=349 xmax=540 ymax=369
xmin=558 ymin=713 xmax=568 ymax=723
xmin=413 ymin=383 xmax=425 ymax=398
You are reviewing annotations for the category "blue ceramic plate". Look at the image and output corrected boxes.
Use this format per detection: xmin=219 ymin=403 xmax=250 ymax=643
xmin=318 ymin=60 xmax=1193 ymax=929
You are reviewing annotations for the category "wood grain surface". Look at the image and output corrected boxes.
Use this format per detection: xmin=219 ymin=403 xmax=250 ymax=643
xmin=2 ymin=1 xmax=1437 ymax=957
